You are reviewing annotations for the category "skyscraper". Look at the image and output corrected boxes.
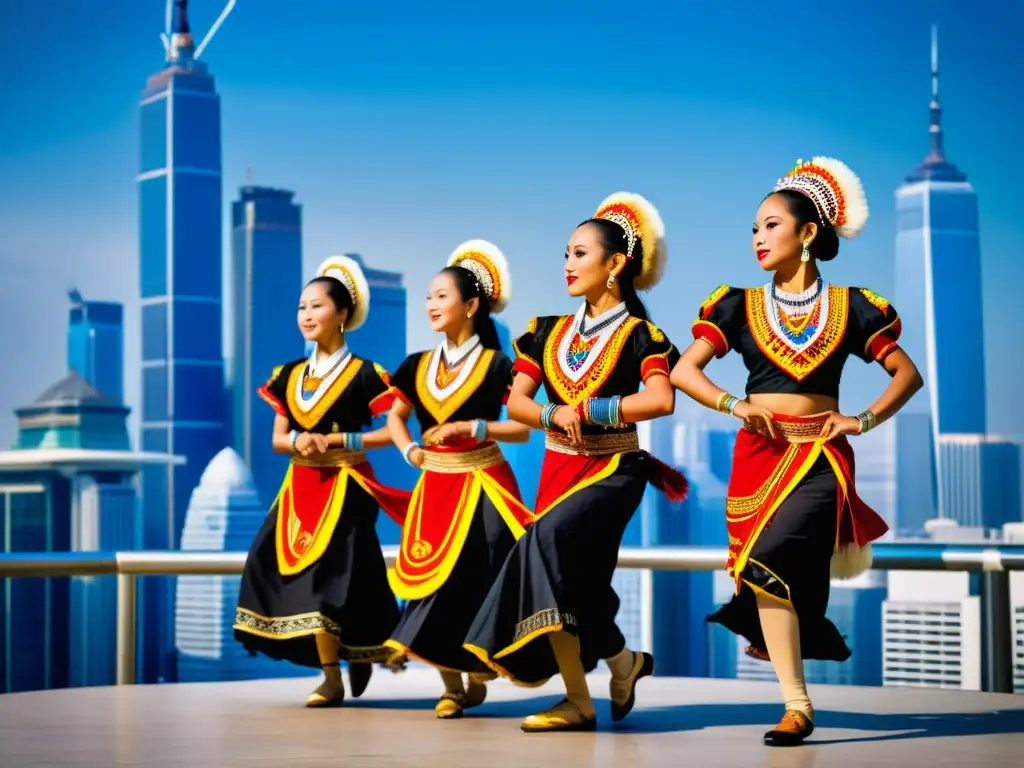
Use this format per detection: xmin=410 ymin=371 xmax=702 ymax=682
xmin=854 ymin=421 xmax=897 ymax=535
xmin=228 ymin=186 xmax=303 ymax=507
xmin=893 ymin=27 xmax=985 ymax=528
xmin=647 ymin=417 xmax=730 ymax=677
xmin=938 ymin=435 xmax=1021 ymax=530
xmin=67 ymin=289 xmax=124 ymax=402
xmin=137 ymin=0 xmax=227 ymax=683
xmin=343 ymin=255 xmax=412 ymax=545
xmin=344 ymin=254 xmax=407 ymax=374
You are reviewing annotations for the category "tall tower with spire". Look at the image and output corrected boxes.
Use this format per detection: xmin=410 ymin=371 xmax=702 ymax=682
xmin=137 ymin=0 xmax=230 ymax=683
xmin=893 ymin=26 xmax=986 ymax=532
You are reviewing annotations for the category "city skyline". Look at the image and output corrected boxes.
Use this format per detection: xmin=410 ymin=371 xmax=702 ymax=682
xmin=1 ymin=2 xmax=1022 ymax=462
xmin=0 ymin=0 xmax=1021 ymax=698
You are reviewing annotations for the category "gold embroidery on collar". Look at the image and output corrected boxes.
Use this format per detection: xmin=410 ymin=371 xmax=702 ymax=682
xmin=746 ymin=285 xmax=849 ymax=381
xmin=415 ymin=349 xmax=495 ymax=424
xmin=542 ymin=315 xmax=642 ymax=406
xmin=285 ymin=359 xmax=363 ymax=431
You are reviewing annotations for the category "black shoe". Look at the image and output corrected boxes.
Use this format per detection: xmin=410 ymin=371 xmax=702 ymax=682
xmin=763 ymin=710 xmax=814 ymax=747
xmin=348 ymin=662 xmax=372 ymax=698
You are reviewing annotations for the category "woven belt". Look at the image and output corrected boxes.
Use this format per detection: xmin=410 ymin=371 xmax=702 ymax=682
xmin=421 ymin=442 xmax=504 ymax=473
xmin=742 ymin=415 xmax=828 ymax=444
xmin=544 ymin=430 xmax=640 ymax=457
xmin=291 ymin=450 xmax=367 ymax=468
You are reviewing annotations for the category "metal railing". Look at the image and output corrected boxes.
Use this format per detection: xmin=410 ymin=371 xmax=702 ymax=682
xmin=0 ymin=542 xmax=1021 ymax=693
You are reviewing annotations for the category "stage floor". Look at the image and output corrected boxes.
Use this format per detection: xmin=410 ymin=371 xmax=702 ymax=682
xmin=0 ymin=668 xmax=1022 ymax=766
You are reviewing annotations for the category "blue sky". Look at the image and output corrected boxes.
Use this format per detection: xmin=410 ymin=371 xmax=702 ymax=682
xmin=1 ymin=0 xmax=1022 ymax=451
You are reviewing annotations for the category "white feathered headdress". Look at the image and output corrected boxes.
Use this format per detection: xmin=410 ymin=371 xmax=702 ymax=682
xmin=593 ymin=192 xmax=667 ymax=291
xmin=447 ymin=239 xmax=512 ymax=314
xmin=773 ymin=156 xmax=869 ymax=239
xmin=315 ymin=255 xmax=371 ymax=331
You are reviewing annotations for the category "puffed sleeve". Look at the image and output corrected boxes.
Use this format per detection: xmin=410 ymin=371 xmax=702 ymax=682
xmin=633 ymin=321 xmax=680 ymax=382
xmin=492 ymin=351 xmax=515 ymax=404
xmin=389 ymin=353 xmax=419 ymax=408
xmin=850 ymin=288 xmax=902 ymax=363
xmin=256 ymin=363 xmax=290 ymax=417
xmin=691 ymin=285 xmax=746 ymax=358
xmin=511 ymin=316 xmax=554 ymax=383
xmin=366 ymin=361 xmax=395 ymax=417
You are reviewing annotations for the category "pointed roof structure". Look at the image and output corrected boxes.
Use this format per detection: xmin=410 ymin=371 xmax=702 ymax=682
xmin=27 ymin=371 xmax=124 ymax=411
xmin=906 ymin=26 xmax=967 ymax=183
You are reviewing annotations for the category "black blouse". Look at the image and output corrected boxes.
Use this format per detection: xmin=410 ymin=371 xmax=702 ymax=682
xmin=258 ymin=356 xmax=393 ymax=433
xmin=390 ymin=347 xmax=514 ymax=431
xmin=512 ymin=314 xmax=679 ymax=435
xmin=691 ymin=284 xmax=902 ymax=398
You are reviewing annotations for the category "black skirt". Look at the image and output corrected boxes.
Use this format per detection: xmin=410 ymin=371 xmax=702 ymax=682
xmin=464 ymin=451 xmax=651 ymax=685
xmin=233 ymin=481 xmax=398 ymax=668
xmin=708 ymin=454 xmax=851 ymax=661
xmin=387 ymin=492 xmax=515 ymax=673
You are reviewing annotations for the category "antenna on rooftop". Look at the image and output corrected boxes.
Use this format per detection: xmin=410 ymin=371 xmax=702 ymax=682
xmin=195 ymin=0 xmax=238 ymax=60
xmin=160 ymin=0 xmax=172 ymax=51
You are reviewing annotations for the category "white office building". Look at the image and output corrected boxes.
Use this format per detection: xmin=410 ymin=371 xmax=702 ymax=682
xmin=882 ymin=570 xmax=980 ymax=690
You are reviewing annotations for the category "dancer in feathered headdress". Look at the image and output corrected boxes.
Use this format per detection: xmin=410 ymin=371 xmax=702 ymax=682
xmin=383 ymin=239 xmax=536 ymax=720
xmin=674 ymin=156 xmax=924 ymax=746
xmin=234 ymin=255 xmax=413 ymax=708
xmin=463 ymin=193 xmax=688 ymax=733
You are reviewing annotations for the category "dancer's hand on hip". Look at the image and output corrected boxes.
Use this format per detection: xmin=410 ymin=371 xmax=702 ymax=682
xmin=732 ymin=401 xmax=776 ymax=440
xmin=819 ymin=412 xmax=861 ymax=441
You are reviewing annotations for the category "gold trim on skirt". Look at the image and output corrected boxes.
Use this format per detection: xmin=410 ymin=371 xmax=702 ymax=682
xmin=291 ymin=450 xmax=368 ymax=468
xmin=420 ymin=442 xmax=505 ymax=473
xmin=741 ymin=415 xmax=829 ymax=444
xmin=544 ymin=429 xmax=640 ymax=456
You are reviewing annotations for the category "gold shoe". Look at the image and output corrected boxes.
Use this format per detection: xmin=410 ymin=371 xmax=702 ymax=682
xmin=305 ymin=678 xmax=345 ymax=708
xmin=435 ymin=691 xmax=469 ymax=719
xmin=521 ymin=697 xmax=597 ymax=733
xmin=609 ymin=651 xmax=654 ymax=722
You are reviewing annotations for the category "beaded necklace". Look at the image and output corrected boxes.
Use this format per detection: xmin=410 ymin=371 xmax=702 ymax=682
xmin=770 ymin=280 xmax=823 ymax=346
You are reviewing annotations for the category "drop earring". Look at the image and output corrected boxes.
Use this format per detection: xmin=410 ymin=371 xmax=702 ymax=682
xmin=606 ymin=275 xmax=616 ymax=289
xmin=800 ymin=243 xmax=812 ymax=263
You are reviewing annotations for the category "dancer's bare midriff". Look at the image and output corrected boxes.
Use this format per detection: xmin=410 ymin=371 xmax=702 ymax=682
xmin=747 ymin=392 xmax=839 ymax=419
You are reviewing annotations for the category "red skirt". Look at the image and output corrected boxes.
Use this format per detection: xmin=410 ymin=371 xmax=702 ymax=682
xmin=726 ymin=412 xmax=889 ymax=591
xmin=534 ymin=431 xmax=688 ymax=518
xmin=388 ymin=440 xmax=534 ymax=602
xmin=275 ymin=457 xmax=410 ymax=576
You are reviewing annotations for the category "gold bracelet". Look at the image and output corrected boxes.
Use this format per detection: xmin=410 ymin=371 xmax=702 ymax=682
xmin=715 ymin=392 xmax=732 ymax=413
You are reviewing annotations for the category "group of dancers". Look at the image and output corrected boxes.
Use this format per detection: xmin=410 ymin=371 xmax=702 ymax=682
xmin=232 ymin=155 xmax=923 ymax=747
